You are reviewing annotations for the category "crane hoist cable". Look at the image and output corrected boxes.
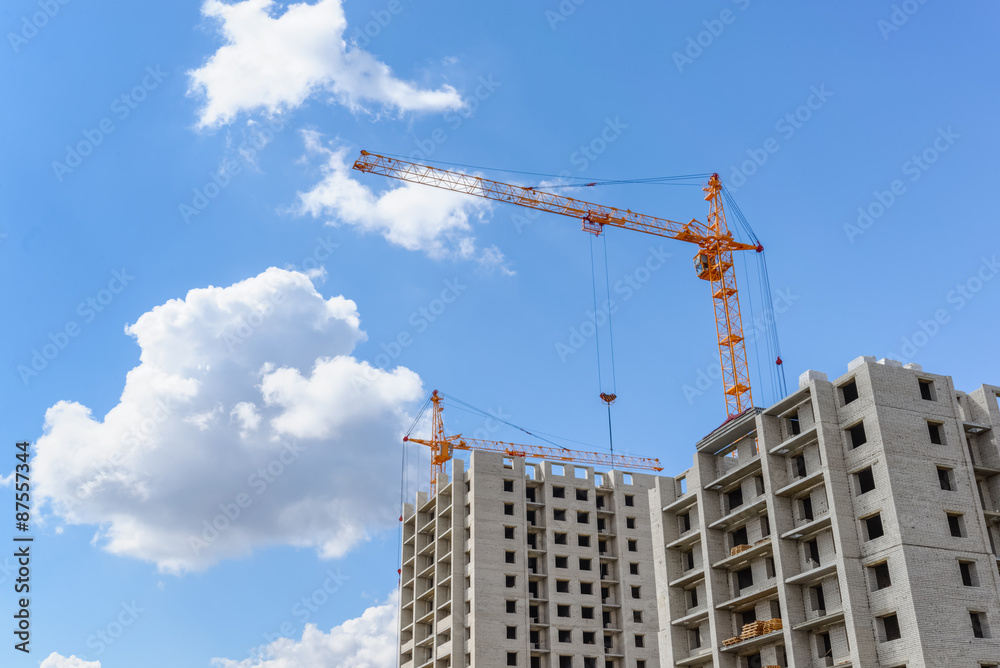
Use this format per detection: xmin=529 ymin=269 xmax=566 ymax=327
xmin=722 ymin=186 xmax=788 ymax=400
xmin=588 ymin=233 xmax=619 ymax=461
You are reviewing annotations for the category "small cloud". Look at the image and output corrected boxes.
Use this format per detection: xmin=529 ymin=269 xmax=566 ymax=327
xmin=296 ymin=135 xmax=513 ymax=274
xmin=188 ymin=0 xmax=463 ymax=128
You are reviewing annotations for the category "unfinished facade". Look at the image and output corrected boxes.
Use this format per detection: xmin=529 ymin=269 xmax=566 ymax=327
xmin=399 ymin=356 xmax=1000 ymax=667
xmin=400 ymin=453 xmax=663 ymax=668
xmin=652 ymin=356 xmax=1000 ymax=668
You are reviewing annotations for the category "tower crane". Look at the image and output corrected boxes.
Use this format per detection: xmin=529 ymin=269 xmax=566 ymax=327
xmin=406 ymin=391 xmax=662 ymax=497
xmin=353 ymin=151 xmax=765 ymax=418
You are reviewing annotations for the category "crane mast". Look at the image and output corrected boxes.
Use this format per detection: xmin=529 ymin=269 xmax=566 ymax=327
xmin=353 ymin=151 xmax=760 ymax=418
xmin=404 ymin=391 xmax=662 ymax=497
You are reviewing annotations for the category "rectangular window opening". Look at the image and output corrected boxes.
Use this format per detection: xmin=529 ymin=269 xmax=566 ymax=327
xmin=864 ymin=513 xmax=884 ymax=541
xmin=869 ymin=561 xmax=892 ymax=590
xmin=842 ymin=380 xmax=859 ymax=405
xmin=789 ymin=412 xmax=801 ymax=436
xmin=728 ymin=487 xmax=744 ymax=512
xmin=805 ymin=539 xmax=821 ymax=566
xmin=811 ymin=584 xmax=826 ymax=611
xmin=919 ymin=379 xmax=934 ymax=401
xmin=794 ymin=455 xmax=807 ymax=478
xmin=849 ymin=422 xmax=867 ymax=449
xmin=971 ymin=611 xmax=989 ymax=638
xmin=880 ymin=613 xmax=901 ymax=642
xmin=938 ymin=466 xmax=954 ymax=491
xmin=928 ymin=421 xmax=943 ymax=445
xmin=856 ymin=467 xmax=876 ymax=494
xmin=736 ymin=567 xmax=753 ymax=592
xmin=960 ymin=560 xmax=979 ymax=587
xmin=801 ymin=497 xmax=814 ymax=521
xmin=948 ymin=513 xmax=965 ymax=538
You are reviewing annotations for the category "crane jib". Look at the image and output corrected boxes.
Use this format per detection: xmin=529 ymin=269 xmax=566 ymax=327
xmin=354 ymin=151 xmax=759 ymax=420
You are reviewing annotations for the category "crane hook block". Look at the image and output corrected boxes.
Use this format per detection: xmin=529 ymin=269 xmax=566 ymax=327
xmin=403 ymin=436 xmax=409 ymax=442
xmin=756 ymin=244 xmax=764 ymax=253
xmin=776 ymin=357 xmax=783 ymax=365
xmin=600 ymin=392 xmax=617 ymax=405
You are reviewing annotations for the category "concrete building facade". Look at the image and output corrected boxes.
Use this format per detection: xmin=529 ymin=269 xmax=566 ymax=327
xmin=400 ymin=453 xmax=663 ymax=668
xmin=399 ymin=356 xmax=1000 ymax=668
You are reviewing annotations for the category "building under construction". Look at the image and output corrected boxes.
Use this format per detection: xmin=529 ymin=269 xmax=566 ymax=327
xmin=398 ymin=356 xmax=1000 ymax=668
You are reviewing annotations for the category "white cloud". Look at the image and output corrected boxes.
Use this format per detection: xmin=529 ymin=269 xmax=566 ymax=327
xmin=33 ymin=268 xmax=423 ymax=573
xmin=297 ymin=135 xmax=512 ymax=273
xmin=212 ymin=595 xmax=397 ymax=668
xmin=40 ymin=654 xmax=101 ymax=668
xmin=188 ymin=0 xmax=463 ymax=128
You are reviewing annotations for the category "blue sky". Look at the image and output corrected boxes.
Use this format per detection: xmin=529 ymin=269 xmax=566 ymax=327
xmin=2 ymin=1 xmax=999 ymax=666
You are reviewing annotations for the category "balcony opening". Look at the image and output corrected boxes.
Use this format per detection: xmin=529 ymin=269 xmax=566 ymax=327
xmin=736 ymin=567 xmax=753 ymax=592
xmin=727 ymin=487 xmax=745 ymax=512
xmin=811 ymin=584 xmax=826 ymax=612
xmin=801 ymin=497 xmax=814 ymax=522
xmin=805 ymin=539 xmax=821 ymax=567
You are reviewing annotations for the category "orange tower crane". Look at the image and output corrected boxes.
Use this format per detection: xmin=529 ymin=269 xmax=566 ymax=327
xmin=353 ymin=151 xmax=763 ymax=418
xmin=405 ymin=391 xmax=662 ymax=497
